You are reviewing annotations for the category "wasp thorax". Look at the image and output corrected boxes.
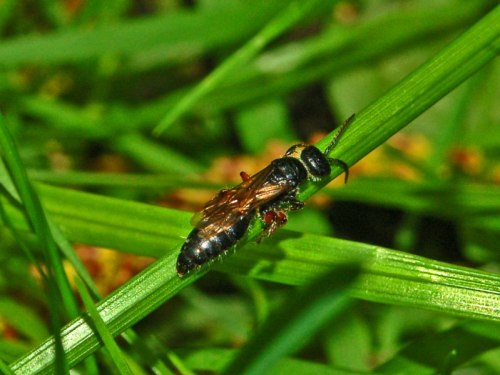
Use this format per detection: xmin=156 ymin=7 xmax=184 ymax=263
xmin=270 ymin=157 xmax=308 ymax=186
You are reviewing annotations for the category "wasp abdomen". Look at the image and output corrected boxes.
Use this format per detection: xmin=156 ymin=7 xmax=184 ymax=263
xmin=176 ymin=213 xmax=253 ymax=276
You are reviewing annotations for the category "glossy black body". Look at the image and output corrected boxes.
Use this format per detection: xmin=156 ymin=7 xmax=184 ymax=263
xmin=177 ymin=213 xmax=253 ymax=276
xmin=176 ymin=109 xmax=357 ymax=278
xmin=176 ymin=145 xmax=334 ymax=276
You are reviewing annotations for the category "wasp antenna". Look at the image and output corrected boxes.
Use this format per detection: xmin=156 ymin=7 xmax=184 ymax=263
xmin=324 ymin=113 xmax=355 ymax=156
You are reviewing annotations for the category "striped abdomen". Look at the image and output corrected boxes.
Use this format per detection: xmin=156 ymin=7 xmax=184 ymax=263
xmin=176 ymin=213 xmax=253 ymax=276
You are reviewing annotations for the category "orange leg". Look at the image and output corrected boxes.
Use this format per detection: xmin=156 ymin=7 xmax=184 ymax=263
xmin=240 ymin=171 xmax=251 ymax=182
xmin=259 ymin=209 xmax=288 ymax=241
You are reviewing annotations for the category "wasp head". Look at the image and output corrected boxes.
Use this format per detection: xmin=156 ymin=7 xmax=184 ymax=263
xmin=285 ymin=144 xmax=331 ymax=180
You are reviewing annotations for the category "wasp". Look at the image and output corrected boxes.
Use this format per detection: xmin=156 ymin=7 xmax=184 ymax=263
xmin=176 ymin=114 xmax=354 ymax=277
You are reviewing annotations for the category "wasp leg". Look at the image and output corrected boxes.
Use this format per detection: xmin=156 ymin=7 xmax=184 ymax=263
xmin=281 ymin=196 xmax=305 ymax=211
xmin=240 ymin=171 xmax=251 ymax=182
xmin=266 ymin=193 xmax=305 ymax=213
xmin=258 ymin=209 xmax=288 ymax=241
xmin=257 ymin=194 xmax=305 ymax=241
xmin=328 ymin=158 xmax=349 ymax=184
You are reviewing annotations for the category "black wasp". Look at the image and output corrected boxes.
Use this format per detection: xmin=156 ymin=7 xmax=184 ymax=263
xmin=176 ymin=114 xmax=354 ymax=277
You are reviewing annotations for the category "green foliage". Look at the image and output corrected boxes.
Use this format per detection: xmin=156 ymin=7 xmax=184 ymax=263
xmin=0 ymin=0 xmax=499 ymax=374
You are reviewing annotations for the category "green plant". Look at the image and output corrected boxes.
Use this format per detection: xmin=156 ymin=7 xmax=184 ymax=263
xmin=0 ymin=1 xmax=499 ymax=374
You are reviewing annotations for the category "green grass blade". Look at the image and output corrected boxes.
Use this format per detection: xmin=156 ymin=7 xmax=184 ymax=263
xmin=0 ymin=113 xmax=69 ymax=373
xmin=48 ymin=220 xmax=101 ymax=298
xmin=9 ymin=251 xmax=205 ymax=374
xmin=174 ymin=0 xmax=494 ymax=121
xmin=376 ymin=321 xmax=500 ymax=374
xmin=0 ymin=299 xmax=49 ymax=343
xmin=76 ymin=278 xmax=133 ymax=375
xmin=221 ymin=265 xmax=359 ymax=375
xmin=329 ymin=178 xmax=500 ymax=219
xmin=1 ymin=183 xmax=190 ymax=256
xmin=7 ymin=208 xmax=498 ymax=373
xmin=3 ymin=182 xmax=499 ymax=317
xmin=220 ymin=233 xmax=500 ymax=322
xmin=0 ymin=198 xmax=48 ymax=280
xmin=28 ymin=170 xmax=212 ymax=190
xmin=114 ymin=133 xmax=204 ymax=174
xmin=302 ymin=4 xmax=500 ymax=201
xmin=0 ymin=359 xmax=15 ymax=375
xmin=182 ymin=347 xmax=351 ymax=375
xmin=165 ymin=350 xmax=195 ymax=375
xmin=3 ymin=5 xmax=500 ymax=373
xmin=14 ymin=1 xmax=490 ymax=141
xmin=0 ymin=1 xmax=288 ymax=67
xmin=154 ymin=0 xmax=339 ymax=134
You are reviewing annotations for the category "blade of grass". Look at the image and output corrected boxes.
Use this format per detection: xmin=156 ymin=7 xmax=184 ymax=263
xmin=2 ymin=180 xmax=499 ymax=315
xmin=0 ymin=183 xmax=191 ymax=256
xmin=16 ymin=1 xmax=491 ymax=139
xmin=113 ymin=133 xmax=204 ymax=174
xmin=303 ymin=3 xmax=500 ymax=201
xmin=328 ymin=178 xmax=500 ymax=219
xmin=28 ymin=170 xmax=213 ymax=190
xmin=0 ymin=1 xmax=288 ymax=68
xmin=0 ymin=299 xmax=49 ymax=343
xmin=0 ymin=113 xmax=69 ymax=374
xmin=9 ymin=251 xmax=206 ymax=374
xmin=76 ymin=278 xmax=133 ymax=375
xmin=157 ymin=0 xmax=495 ymax=125
xmin=376 ymin=321 xmax=500 ymax=374
xmin=0 ymin=116 xmax=102 ymax=375
xmin=153 ymin=0 xmax=339 ymax=134
xmin=4 ymin=5 xmax=500 ymax=373
xmin=181 ymin=347 xmax=350 ymax=375
xmin=122 ymin=331 xmax=177 ymax=375
xmin=6 ymin=179 xmax=496 ymax=260
xmin=48 ymin=220 xmax=101 ymax=298
xmin=0 ymin=340 xmax=31 ymax=366
xmin=8 ymin=222 xmax=499 ymax=373
xmin=4 ymin=161 xmax=167 ymax=374
xmin=216 ymin=231 xmax=500 ymax=321
xmin=0 ymin=359 xmax=15 ymax=375
xmin=165 ymin=350 xmax=196 ymax=375
xmin=221 ymin=265 xmax=359 ymax=375
xmin=0 ymin=197 xmax=49 ymax=280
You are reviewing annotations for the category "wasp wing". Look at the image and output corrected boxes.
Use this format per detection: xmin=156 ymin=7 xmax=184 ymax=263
xmin=192 ymin=164 xmax=288 ymax=230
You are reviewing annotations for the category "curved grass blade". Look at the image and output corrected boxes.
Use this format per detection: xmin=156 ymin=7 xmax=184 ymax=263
xmin=181 ymin=347 xmax=351 ymax=375
xmin=3 ymin=4 xmax=500 ymax=373
xmin=221 ymin=265 xmax=359 ymax=375
xmin=0 ymin=1 xmax=288 ymax=68
xmin=0 ymin=113 xmax=69 ymax=373
xmin=302 ymin=3 xmax=500 ymax=201
xmin=9 ymin=252 xmax=206 ymax=374
xmin=376 ymin=321 xmax=500 ymax=374
xmin=218 ymin=231 xmax=500 ymax=322
xmin=76 ymin=278 xmax=133 ymax=375
xmin=154 ymin=0 xmax=339 ymax=134
xmin=0 ymin=359 xmax=15 ymax=375
xmin=6 ymin=206 xmax=500 ymax=372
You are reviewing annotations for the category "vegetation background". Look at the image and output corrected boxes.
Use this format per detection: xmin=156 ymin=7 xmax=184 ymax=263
xmin=0 ymin=0 xmax=498 ymax=374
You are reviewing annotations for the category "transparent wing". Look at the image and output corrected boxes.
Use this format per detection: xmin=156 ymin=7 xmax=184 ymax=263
xmin=192 ymin=165 xmax=288 ymax=230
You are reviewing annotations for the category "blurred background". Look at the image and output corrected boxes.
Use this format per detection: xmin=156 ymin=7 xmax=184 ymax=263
xmin=0 ymin=0 xmax=498 ymax=373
